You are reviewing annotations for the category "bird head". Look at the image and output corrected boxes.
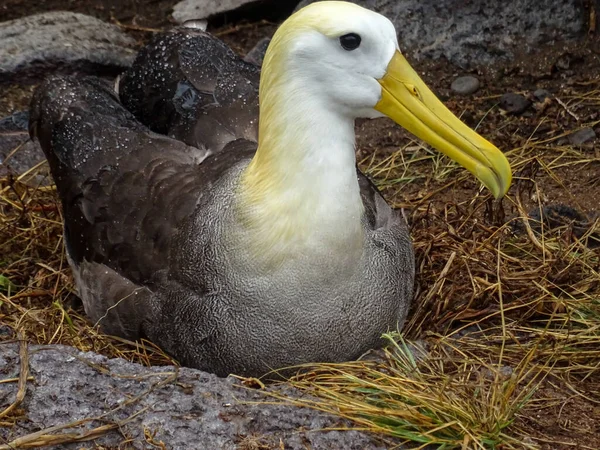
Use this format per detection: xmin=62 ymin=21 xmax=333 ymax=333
xmin=259 ymin=1 xmax=511 ymax=198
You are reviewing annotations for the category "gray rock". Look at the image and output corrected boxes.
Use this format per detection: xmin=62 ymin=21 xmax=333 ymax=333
xmin=0 ymin=325 xmax=13 ymax=338
xmin=451 ymin=75 xmax=480 ymax=95
xmin=0 ymin=12 xmax=136 ymax=82
xmin=555 ymin=53 xmax=573 ymax=70
xmin=568 ymin=127 xmax=597 ymax=145
xmin=245 ymin=37 xmax=272 ymax=66
xmin=0 ymin=139 xmax=49 ymax=184
xmin=0 ymin=111 xmax=50 ymax=184
xmin=181 ymin=19 xmax=208 ymax=31
xmin=0 ymin=343 xmax=392 ymax=449
xmin=0 ymin=110 xmax=29 ymax=130
xmin=173 ymin=0 xmax=262 ymax=23
xmin=296 ymin=0 xmax=585 ymax=67
xmin=500 ymin=93 xmax=531 ymax=115
xmin=533 ymin=88 xmax=552 ymax=102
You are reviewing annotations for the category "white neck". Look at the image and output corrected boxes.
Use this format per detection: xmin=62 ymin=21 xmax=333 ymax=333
xmin=238 ymin=71 xmax=365 ymax=267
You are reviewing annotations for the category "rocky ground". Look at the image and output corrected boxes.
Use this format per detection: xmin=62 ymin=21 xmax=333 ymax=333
xmin=0 ymin=341 xmax=393 ymax=449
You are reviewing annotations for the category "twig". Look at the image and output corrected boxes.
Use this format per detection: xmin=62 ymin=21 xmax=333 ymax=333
xmin=0 ymin=376 xmax=34 ymax=384
xmin=0 ymin=332 xmax=29 ymax=420
xmin=406 ymin=251 xmax=457 ymax=333
xmin=110 ymin=13 xmax=163 ymax=33
xmin=514 ymin=195 xmax=552 ymax=259
xmin=1 ymin=139 xmax=30 ymax=165
xmin=214 ymin=20 xmax=271 ymax=37
xmin=6 ymin=289 xmax=50 ymax=301
xmin=555 ymin=97 xmax=580 ymax=121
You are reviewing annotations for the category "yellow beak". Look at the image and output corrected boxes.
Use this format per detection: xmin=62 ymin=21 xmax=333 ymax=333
xmin=375 ymin=51 xmax=511 ymax=199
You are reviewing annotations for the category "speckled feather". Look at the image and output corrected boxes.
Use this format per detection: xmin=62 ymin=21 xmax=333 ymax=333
xmin=30 ymin=27 xmax=415 ymax=377
xmin=119 ymin=28 xmax=260 ymax=153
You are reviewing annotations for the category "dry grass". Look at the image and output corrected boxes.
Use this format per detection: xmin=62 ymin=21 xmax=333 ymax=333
xmin=270 ymin=192 xmax=600 ymax=447
xmin=0 ymin=167 xmax=175 ymax=368
xmin=274 ymin=88 xmax=600 ymax=448
xmin=1 ymin=82 xmax=599 ymax=449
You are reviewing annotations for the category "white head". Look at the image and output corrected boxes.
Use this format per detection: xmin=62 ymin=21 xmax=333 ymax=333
xmin=270 ymin=1 xmax=398 ymax=118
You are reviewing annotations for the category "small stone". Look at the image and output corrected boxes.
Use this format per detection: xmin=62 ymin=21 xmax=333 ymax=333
xmin=181 ymin=19 xmax=207 ymax=31
xmin=244 ymin=37 xmax=271 ymax=66
xmin=451 ymin=75 xmax=480 ymax=95
xmin=568 ymin=127 xmax=596 ymax=145
xmin=0 ymin=111 xmax=29 ymax=131
xmin=172 ymin=0 xmax=259 ymax=23
xmin=500 ymin=93 xmax=531 ymax=114
xmin=0 ymin=324 xmax=14 ymax=338
xmin=0 ymin=111 xmax=48 ymax=183
xmin=555 ymin=53 xmax=572 ymax=70
xmin=498 ymin=365 xmax=514 ymax=380
xmin=533 ymin=88 xmax=552 ymax=102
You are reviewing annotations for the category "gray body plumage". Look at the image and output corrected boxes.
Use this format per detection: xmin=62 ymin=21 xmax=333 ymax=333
xmin=30 ymin=27 xmax=415 ymax=377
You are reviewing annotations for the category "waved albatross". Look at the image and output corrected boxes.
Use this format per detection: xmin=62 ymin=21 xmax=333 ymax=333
xmin=30 ymin=1 xmax=511 ymax=377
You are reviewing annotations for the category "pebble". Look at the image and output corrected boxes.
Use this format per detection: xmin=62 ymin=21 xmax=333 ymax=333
xmin=181 ymin=19 xmax=207 ymax=30
xmin=244 ymin=37 xmax=271 ymax=66
xmin=533 ymin=88 xmax=552 ymax=102
xmin=555 ymin=53 xmax=572 ymax=70
xmin=172 ymin=0 xmax=256 ymax=23
xmin=0 ymin=111 xmax=47 ymax=182
xmin=0 ymin=111 xmax=29 ymax=131
xmin=527 ymin=204 xmax=587 ymax=229
xmin=499 ymin=93 xmax=531 ymax=114
xmin=568 ymin=127 xmax=596 ymax=145
xmin=0 ymin=324 xmax=13 ymax=338
xmin=450 ymin=75 xmax=480 ymax=95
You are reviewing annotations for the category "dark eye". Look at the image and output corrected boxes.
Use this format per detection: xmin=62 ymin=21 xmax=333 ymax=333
xmin=339 ymin=33 xmax=361 ymax=51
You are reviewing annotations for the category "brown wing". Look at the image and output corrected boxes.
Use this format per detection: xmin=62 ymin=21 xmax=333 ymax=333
xmin=118 ymin=27 xmax=260 ymax=154
xmin=30 ymin=75 xmax=256 ymax=285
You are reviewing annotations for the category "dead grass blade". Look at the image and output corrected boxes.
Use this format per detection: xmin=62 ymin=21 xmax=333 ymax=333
xmin=0 ymin=333 xmax=29 ymax=420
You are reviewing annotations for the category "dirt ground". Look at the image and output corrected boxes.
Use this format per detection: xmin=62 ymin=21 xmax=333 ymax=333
xmin=1 ymin=0 xmax=600 ymax=449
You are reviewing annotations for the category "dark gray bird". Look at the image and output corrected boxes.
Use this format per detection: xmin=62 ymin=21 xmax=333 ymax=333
xmin=30 ymin=2 xmax=510 ymax=377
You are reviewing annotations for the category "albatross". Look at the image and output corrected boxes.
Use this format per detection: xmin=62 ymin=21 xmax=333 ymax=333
xmin=30 ymin=1 xmax=511 ymax=377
